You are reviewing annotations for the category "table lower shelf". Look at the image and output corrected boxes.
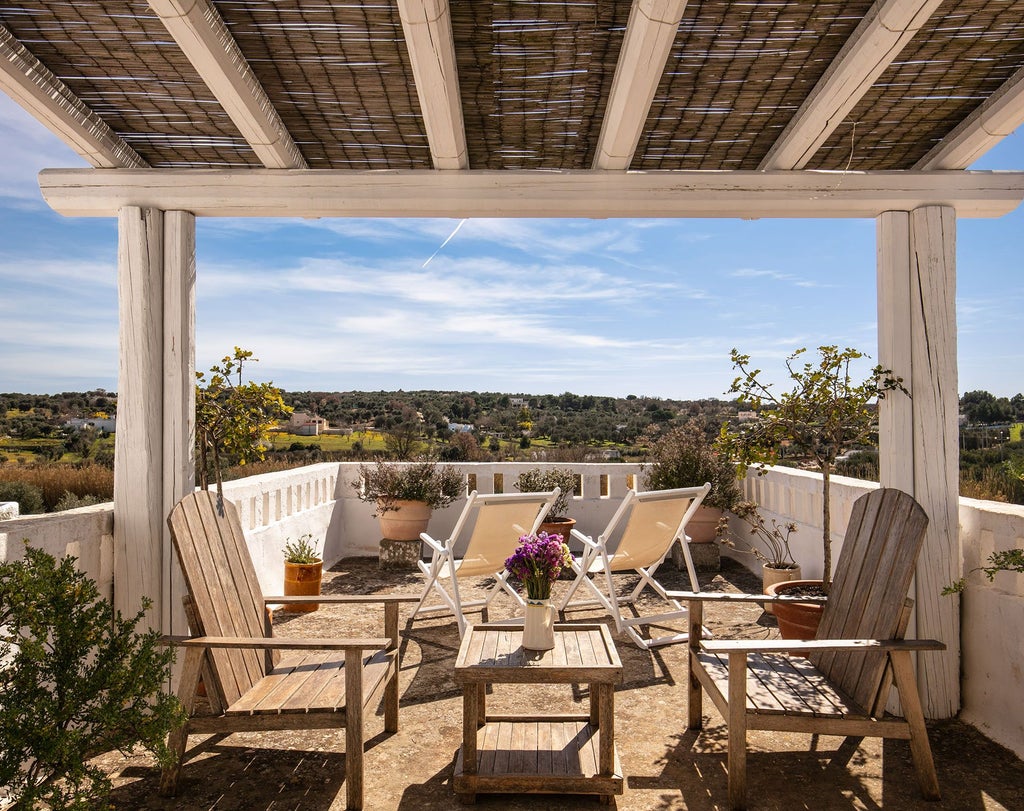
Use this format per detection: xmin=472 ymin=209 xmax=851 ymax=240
xmin=453 ymin=719 xmax=622 ymax=797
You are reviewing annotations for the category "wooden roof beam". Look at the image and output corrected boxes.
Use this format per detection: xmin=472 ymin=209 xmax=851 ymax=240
xmin=915 ymin=67 xmax=1024 ymax=169
xmin=759 ymin=0 xmax=943 ymax=171
xmin=593 ymin=0 xmax=689 ymax=170
xmin=0 ymin=26 xmax=147 ymax=169
xmin=38 ymin=168 xmax=1024 ymax=220
xmin=397 ymin=0 xmax=468 ymax=170
xmin=147 ymin=0 xmax=306 ymax=170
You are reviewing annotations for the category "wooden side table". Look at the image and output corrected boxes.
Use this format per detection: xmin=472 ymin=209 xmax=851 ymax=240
xmin=453 ymin=622 xmax=624 ymax=803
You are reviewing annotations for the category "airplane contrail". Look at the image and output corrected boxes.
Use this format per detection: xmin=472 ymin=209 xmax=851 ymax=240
xmin=421 ymin=218 xmax=467 ymax=268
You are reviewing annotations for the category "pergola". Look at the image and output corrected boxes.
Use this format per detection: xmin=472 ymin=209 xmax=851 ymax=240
xmin=3 ymin=0 xmax=1024 ymax=719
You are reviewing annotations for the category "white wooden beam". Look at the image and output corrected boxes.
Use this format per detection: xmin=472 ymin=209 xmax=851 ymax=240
xmin=38 ymin=168 xmax=1024 ymax=219
xmin=147 ymin=0 xmax=306 ymax=169
xmin=397 ymin=0 xmax=468 ymax=170
xmin=593 ymin=0 xmax=689 ymax=170
xmin=915 ymin=67 xmax=1024 ymax=169
xmin=760 ymin=0 xmax=943 ymax=170
xmin=0 ymin=25 xmax=146 ymax=168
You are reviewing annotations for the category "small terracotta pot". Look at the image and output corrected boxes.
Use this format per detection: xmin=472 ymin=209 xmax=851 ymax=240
xmin=283 ymin=560 xmax=323 ymax=612
xmin=766 ymin=578 xmax=825 ymax=639
xmin=540 ymin=517 xmax=576 ymax=544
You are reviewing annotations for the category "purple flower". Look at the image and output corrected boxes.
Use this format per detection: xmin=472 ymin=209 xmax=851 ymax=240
xmin=504 ymin=532 xmax=573 ymax=600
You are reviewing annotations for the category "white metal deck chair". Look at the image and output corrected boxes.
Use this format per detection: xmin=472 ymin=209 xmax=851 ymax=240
xmin=558 ymin=484 xmax=711 ymax=649
xmin=412 ymin=488 xmax=560 ymax=637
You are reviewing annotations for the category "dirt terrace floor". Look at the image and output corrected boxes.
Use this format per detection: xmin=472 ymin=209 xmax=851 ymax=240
xmin=98 ymin=557 xmax=1024 ymax=810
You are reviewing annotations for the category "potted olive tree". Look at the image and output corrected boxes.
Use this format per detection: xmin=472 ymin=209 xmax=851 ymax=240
xmin=643 ymin=418 xmax=740 ymax=542
xmin=354 ymin=459 xmax=463 ymax=540
xmin=716 ymin=345 xmax=905 ymax=637
xmin=515 ymin=467 xmax=578 ymax=542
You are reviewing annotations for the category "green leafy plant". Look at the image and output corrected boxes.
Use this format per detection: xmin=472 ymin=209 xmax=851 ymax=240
xmin=354 ymin=459 xmax=462 ymax=515
xmin=717 ymin=500 xmax=799 ymax=570
xmin=0 ymin=545 xmax=183 ymax=810
xmin=716 ymin=346 xmax=905 ymax=593
xmin=643 ymin=418 xmax=739 ymax=511
xmin=0 ymin=479 xmax=44 ymax=514
xmin=515 ymin=467 xmax=577 ymax=519
xmin=195 ymin=347 xmax=292 ymax=491
xmin=282 ymin=534 xmax=322 ymax=564
xmin=944 ymin=549 xmax=1024 ymax=595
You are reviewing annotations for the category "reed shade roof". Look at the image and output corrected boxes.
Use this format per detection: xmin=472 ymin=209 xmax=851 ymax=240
xmin=1 ymin=0 xmax=1022 ymax=171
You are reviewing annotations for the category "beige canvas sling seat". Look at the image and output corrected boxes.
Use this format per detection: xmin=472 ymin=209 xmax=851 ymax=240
xmin=412 ymin=488 xmax=560 ymax=637
xmin=670 ymin=487 xmax=944 ymax=810
xmin=558 ymin=484 xmax=711 ymax=649
xmin=161 ymin=490 xmax=419 ymax=810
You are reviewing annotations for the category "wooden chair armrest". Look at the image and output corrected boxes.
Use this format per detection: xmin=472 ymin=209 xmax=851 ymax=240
xmin=701 ymin=637 xmax=946 ymax=655
xmin=162 ymin=635 xmax=391 ymax=652
xmin=263 ymin=594 xmax=420 ymax=605
xmin=667 ymin=589 xmax=828 ymax=605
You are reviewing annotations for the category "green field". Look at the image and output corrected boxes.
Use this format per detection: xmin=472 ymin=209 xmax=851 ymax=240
xmin=267 ymin=429 xmax=389 ymax=453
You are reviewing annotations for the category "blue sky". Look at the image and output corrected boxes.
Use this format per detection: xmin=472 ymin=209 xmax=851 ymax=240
xmin=1 ymin=93 xmax=1021 ymax=400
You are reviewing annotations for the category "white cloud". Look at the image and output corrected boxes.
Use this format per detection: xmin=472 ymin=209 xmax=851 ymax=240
xmin=0 ymin=97 xmax=87 ymax=204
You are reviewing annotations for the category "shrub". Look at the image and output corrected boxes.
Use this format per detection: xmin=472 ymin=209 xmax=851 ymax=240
xmin=0 ymin=546 xmax=183 ymax=809
xmin=54 ymin=491 xmax=104 ymax=511
xmin=644 ymin=418 xmax=739 ymax=511
xmin=354 ymin=459 xmax=463 ymax=514
xmin=0 ymin=480 xmax=45 ymax=514
xmin=0 ymin=464 xmax=113 ymax=511
xmin=515 ymin=468 xmax=577 ymax=518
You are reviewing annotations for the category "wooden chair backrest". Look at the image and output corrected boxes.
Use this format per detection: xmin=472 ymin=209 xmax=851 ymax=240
xmin=456 ymin=494 xmax=552 ymax=577
xmin=168 ymin=490 xmax=267 ymax=707
xmin=811 ymin=487 xmax=929 ymax=710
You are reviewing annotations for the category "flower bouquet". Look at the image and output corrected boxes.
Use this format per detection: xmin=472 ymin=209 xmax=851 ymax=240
xmin=504 ymin=532 xmax=572 ymax=650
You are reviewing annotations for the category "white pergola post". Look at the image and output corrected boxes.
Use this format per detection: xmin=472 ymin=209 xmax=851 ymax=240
xmin=877 ymin=206 xmax=960 ymax=718
xmin=114 ymin=206 xmax=195 ymax=632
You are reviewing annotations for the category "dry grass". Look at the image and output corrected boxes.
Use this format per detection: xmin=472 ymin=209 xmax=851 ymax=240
xmin=0 ymin=463 xmax=114 ymax=511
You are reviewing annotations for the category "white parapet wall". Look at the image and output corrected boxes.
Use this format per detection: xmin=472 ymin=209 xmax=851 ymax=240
xmin=0 ymin=503 xmax=115 ymax=603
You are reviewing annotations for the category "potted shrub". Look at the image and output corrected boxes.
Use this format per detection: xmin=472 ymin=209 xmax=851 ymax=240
xmin=716 ymin=346 xmax=905 ymax=637
xmin=355 ymin=459 xmax=463 ymax=540
xmin=515 ymin=467 xmax=577 ymax=542
xmin=643 ymin=418 xmax=740 ymax=542
xmin=282 ymin=534 xmax=322 ymax=612
xmin=717 ymin=500 xmax=801 ymax=616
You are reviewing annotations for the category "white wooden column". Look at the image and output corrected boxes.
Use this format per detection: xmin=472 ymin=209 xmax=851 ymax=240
xmin=115 ymin=207 xmax=195 ymax=632
xmin=877 ymin=206 xmax=960 ymax=718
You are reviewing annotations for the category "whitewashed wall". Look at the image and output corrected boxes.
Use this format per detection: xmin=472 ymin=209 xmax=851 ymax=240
xmin=0 ymin=504 xmax=115 ymax=603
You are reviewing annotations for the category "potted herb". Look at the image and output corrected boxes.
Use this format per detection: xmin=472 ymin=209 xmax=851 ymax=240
xmin=354 ymin=459 xmax=463 ymax=540
xmin=716 ymin=346 xmax=905 ymax=636
xmin=515 ymin=467 xmax=577 ymax=543
xmin=643 ymin=418 xmax=740 ymax=542
xmin=282 ymin=534 xmax=322 ymax=612
xmin=717 ymin=500 xmax=800 ymax=615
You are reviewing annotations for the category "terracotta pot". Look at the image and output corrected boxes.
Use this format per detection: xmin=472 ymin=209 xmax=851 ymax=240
xmin=540 ymin=517 xmax=576 ymax=544
xmin=687 ymin=504 xmax=723 ymax=543
xmin=283 ymin=560 xmax=322 ymax=612
xmin=377 ymin=499 xmax=433 ymax=541
xmin=766 ymin=578 xmax=825 ymax=639
xmin=761 ymin=563 xmax=802 ymax=615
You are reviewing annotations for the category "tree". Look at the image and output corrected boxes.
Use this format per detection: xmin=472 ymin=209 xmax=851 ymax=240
xmin=716 ymin=346 xmax=906 ymax=592
xmin=195 ymin=348 xmax=291 ymax=490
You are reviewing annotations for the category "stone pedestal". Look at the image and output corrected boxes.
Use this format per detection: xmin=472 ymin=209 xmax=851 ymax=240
xmin=379 ymin=537 xmax=421 ymax=570
xmin=672 ymin=540 xmax=720 ymax=573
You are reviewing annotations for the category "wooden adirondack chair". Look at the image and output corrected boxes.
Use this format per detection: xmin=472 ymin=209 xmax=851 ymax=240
xmin=671 ymin=487 xmax=944 ymax=810
xmin=160 ymin=490 xmax=417 ymax=810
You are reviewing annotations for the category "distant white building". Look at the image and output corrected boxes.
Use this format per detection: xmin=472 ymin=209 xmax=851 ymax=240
xmin=65 ymin=417 xmax=116 ymax=433
xmin=510 ymin=397 xmax=527 ymax=407
xmin=737 ymin=411 xmax=758 ymax=422
xmin=288 ymin=411 xmax=329 ymax=436
xmin=447 ymin=422 xmax=475 ymax=433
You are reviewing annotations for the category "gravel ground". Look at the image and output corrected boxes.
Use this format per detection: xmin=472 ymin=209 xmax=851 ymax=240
xmin=95 ymin=557 xmax=1024 ymax=810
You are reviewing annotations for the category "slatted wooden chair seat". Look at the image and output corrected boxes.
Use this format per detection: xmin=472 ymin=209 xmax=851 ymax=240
xmin=670 ymin=488 xmax=945 ymax=810
xmin=160 ymin=490 xmax=417 ymax=810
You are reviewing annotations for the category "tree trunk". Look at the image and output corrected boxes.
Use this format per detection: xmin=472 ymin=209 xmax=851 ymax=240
xmin=822 ymin=463 xmax=832 ymax=593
